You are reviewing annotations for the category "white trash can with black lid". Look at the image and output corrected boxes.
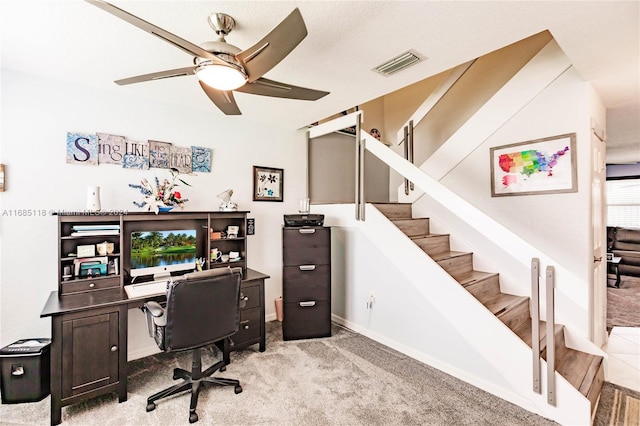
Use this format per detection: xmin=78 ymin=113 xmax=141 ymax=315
xmin=0 ymin=338 xmax=51 ymax=403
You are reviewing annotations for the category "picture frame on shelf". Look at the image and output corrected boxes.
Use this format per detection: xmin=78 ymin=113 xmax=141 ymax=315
xmin=490 ymin=133 xmax=577 ymax=197
xmin=253 ymin=166 xmax=283 ymax=202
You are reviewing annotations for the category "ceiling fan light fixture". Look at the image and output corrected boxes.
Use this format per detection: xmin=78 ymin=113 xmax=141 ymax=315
xmin=196 ymin=64 xmax=247 ymax=91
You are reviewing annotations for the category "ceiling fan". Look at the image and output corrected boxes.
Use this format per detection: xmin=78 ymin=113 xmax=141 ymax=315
xmin=85 ymin=0 xmax=330 ymax=115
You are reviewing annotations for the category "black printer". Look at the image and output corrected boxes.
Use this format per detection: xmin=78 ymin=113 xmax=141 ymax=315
xmin=283 ymin=214 xmax=325 ymax=227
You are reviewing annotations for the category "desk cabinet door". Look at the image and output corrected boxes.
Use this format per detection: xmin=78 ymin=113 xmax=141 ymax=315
xmin=61 ymin=310 xmax=119 ymax=399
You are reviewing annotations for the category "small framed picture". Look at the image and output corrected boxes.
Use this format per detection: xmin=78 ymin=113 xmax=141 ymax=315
xmin=253 ymin=166 xmax=283 ymax=202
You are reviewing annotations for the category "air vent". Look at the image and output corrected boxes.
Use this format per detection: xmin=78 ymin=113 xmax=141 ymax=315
xmin=373 ymin=50 xmax=423 ymax=76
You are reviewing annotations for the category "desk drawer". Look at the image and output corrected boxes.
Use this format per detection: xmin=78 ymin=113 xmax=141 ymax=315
xmin=240 ymin=284 xmax=261 ymax=310
xmin=282 ymin=300 xmax=331 ymax=341
xmin=60 ymin=276 xmax=120 ymax=295
xmin=231 ymin=307 xmax=261 ymax=347
xmin=283 ymin=265 xmax=330 ymax=302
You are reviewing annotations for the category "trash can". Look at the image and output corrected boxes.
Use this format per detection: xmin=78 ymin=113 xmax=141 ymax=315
xmin=0 ymin=338 xmax=51 ymax=404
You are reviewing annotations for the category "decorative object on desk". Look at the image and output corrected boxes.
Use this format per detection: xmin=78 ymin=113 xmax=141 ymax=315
xmin=210 ymin=248 xmax=222 ymax=262
xmin=253 ymin=166 xmax=283 ymax=202
xmin=210 ymin=228 xmax=222 ymax=240
xmin=490 ymin=133 xmax=577 ymax=197
xmin=247 ymin=218 xmax=255 ymax=235
xmin=227 ymin=225 xmax=239 ymax=238
xmin=96 ymin=241 xmax=115 ymax=256
xmin=62 ymin=266 xmax=72 ymax=281
xmin=229 ymin=251 xmax=240 ymax=260
xmin=129 ymin=168 xmax=191 ymax=214
xmin=298 ymin=197 xmax=310 ymax=214
xmin=221 ymin=254 xmax=230 ymax=263
xmin=217 ymin=189 xmax=238 ymax=211
xmin=77 ymin=245 xmax=96 ymax=257
xmin=86 ymin=186 xmax=101 ymax=211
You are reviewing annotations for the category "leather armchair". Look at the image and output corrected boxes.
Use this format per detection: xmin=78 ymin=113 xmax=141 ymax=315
xmin=143 ymin=267 xmax=244 ymax=423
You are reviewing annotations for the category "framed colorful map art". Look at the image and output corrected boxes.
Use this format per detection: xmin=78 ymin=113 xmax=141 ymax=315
xmin=490 ymin=133 xmax=577 ymax=197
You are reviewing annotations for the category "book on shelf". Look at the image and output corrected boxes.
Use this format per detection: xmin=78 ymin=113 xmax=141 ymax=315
xmin=70 ymin=229 xmax=120 ymax=236
xmin=72 ymin=224 xmax=120 ymax=231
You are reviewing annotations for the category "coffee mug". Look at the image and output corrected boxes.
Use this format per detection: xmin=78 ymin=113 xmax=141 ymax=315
xmin=210 ymin=248 xmax=222 ymax=262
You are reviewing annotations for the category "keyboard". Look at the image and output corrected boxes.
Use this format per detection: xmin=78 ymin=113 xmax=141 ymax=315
xmin=125 ymin=279 xmax=171 ymax=298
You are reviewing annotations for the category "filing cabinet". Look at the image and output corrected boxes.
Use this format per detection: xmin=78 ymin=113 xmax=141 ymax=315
xmin=282 ymin=226 xmax=331 ymax=340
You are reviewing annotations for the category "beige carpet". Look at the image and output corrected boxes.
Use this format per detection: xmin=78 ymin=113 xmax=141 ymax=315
xmin=608 ymin=275 xmax=640 ymax=330
xmin=594 ymin=382 xmax=640 ymax=426
xmin=0 ymin=321 xmax=635 ymax=425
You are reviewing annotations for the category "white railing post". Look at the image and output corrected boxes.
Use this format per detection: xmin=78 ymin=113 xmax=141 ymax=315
xmin=531 ymin=258 xmax=541 ymax=394
xmin=546 ymin=265 xmax=556 ymax=406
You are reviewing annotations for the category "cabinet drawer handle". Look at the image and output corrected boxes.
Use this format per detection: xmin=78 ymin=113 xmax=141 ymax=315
xmin=299 ymin=265 xmax=316 ymax=271
xmin=110 ymin=345 xmax=118 ymax=352
xmin=299 ymin=228 xmax=316 ymax=234
xmin=299 ymin=301 xmax=316 ymax=307
xmin=240 ymin=320 xmax=250 ymax=330
xmin=89 ymin=283 xmax=95 ymax=288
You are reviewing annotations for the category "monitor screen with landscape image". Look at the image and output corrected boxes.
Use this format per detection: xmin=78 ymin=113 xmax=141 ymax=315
xmin=130 ymin=229 xmax=197 ymax=280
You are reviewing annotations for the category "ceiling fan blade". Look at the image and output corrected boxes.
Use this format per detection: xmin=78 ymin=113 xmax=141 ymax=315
xmin=85 ymin=0 xmax=228 ymax=66
xmin=115 ymin=66 xmax=197 ymax=85
xmin=236 ymin=8 xmax=307 ymax=83
xmin=236 ymin=78 xmax=329 ymax=101
xmin=199 ymin=81 xmax=242 ymax=115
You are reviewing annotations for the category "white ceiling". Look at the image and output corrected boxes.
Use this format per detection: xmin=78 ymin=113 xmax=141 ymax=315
xmin=2 ymin=1 xmax=639 ymax=143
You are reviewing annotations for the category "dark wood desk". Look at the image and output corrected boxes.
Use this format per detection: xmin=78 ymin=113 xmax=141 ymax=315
xmin=41 ymin=268 xmax=269 ymax=425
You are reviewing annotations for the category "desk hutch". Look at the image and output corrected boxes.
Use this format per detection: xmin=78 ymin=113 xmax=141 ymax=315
xmin=40 ymin=211 xmax=268 ymax=425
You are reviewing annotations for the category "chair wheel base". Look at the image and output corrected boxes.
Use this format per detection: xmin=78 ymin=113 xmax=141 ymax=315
xmin=146 ymin=402 xmax=156 ymax=412
xmin=189 ymin=412 xmax=198 ymax=423
xmin=235 ymin=385 xmax=242 ymax=394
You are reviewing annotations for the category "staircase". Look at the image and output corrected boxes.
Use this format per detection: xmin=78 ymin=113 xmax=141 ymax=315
xmin=375 ymin=202 xmax=605 ymax=415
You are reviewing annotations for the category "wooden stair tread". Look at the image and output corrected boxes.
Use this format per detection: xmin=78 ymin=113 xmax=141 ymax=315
xmin=410 ymin=233 xmax=444 ymax=240
xmin=483 ymin=293 xmax=529 ymax=316
xmin=555 ymin=348 xmax=603 ymax=396
xmin=457 ymin=271 xmax=498 ymax=287
xmin=513 ymin=320 xmax=563 ymax=350
xmin=431 ymin=251 xmax=470 ymax=261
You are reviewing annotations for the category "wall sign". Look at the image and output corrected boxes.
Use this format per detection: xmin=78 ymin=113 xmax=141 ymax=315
xmin=66 ymin=131 xmax=212 ymax=173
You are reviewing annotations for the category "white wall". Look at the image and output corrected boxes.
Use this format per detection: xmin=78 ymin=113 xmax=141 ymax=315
xmin=440 ymin=67 xmax=593 ymax=283
xmin=0 ymin=69 xmax=307 ymax=349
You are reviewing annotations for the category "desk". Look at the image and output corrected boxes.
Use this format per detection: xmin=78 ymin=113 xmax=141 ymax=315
xmin=607 ymin=256 xmax=622 ymax=288
xmin=41 ymin=268 xmax=268 ymax=426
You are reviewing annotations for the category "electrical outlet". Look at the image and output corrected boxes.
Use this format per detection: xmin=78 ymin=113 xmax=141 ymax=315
xmin=367 ymin=292 xmax=376 ymax=309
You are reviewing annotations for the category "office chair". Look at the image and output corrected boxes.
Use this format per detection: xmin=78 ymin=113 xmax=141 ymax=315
xmin=143 ymin=267 xmax=244 ymax=423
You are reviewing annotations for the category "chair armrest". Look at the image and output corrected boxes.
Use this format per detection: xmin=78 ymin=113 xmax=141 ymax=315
xmin=144 ymin=301 xmax=165 ymax=318
xmin=142 ymin=301 xmax=166 ymax=338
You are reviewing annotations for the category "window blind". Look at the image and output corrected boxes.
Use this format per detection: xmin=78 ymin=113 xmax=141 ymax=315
xmin=606 ymin=178 xmax=640 ymax=228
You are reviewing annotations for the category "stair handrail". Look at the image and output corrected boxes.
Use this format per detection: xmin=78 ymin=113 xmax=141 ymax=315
xmin=363 ymin=132 xmax=588 ymax=332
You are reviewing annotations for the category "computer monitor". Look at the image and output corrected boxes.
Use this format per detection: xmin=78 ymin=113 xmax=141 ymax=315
xmin=130 ymin=229 xmax=197 ymax=281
